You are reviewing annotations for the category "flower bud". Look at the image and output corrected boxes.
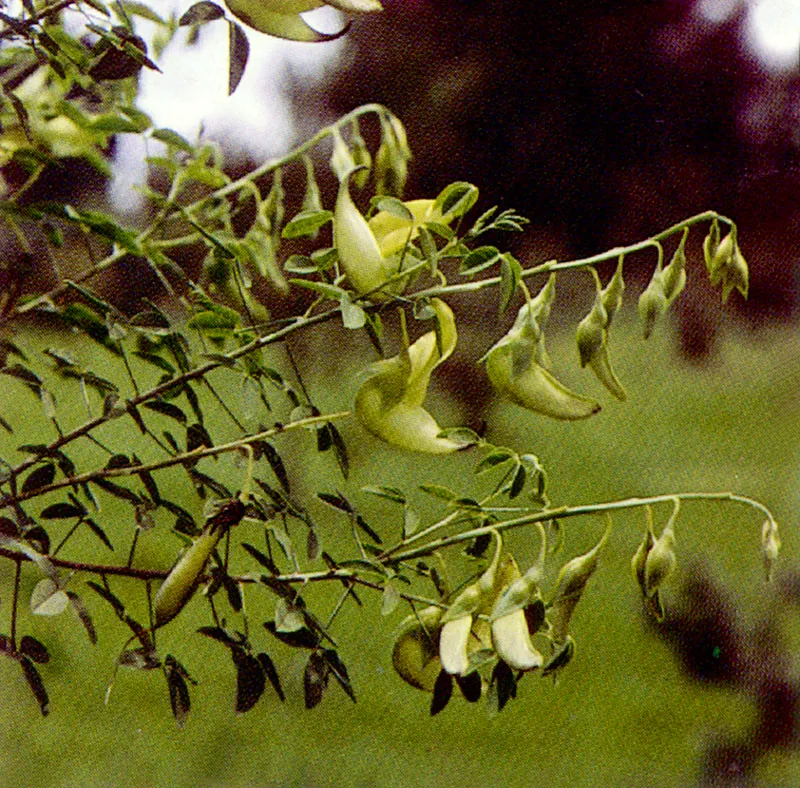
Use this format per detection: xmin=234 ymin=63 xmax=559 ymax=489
xmin=761 ymin=519 xmax=780 ymax=582
xmin=549 ymin=523 xmax=610 ymax=644
xmin=703 ymin=219 xmax=721 ymax=273
xmin=600 ymin=257 xmax=625 ymax=326
xmin=661 ymin=227 xmax=688 ymax=302
xmin=631 ymin=508 xmax=656 ymax=596
xmin=577 ymin=287 xmax=627 ymax=401
xmin=638 ymin=272 xmax=668 ymax=340
xmin=643 ymin=522 xmax=676 ymax=599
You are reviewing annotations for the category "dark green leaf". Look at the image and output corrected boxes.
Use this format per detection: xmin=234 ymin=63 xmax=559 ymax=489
xmin=93 ymin=478 xmax=141 ymax=504
xmin=198 ymin=626 xmax=239 ymax=647
xmin=430 ymin=670 xmax=452 ymax=716
xmin=165 ymin=655 xmax=191 ymax=728
xmin=256 ymin=441 xmax=289 ymax=493
xmin=498 ymin=253 xmax=522 ymax=315
xmin=257 ymin=652 xmax=284 ymax=702
xmin=490 ymin=660 xmax=517 ymax=712
xmin=227 ymin=20 xmax=249 ymax=96
xmin=20 ymin=656 xmax=49 ymax=716
xmin=459 ymin=246 xmax=502 ymax=276
xmin=84 ymin=517 xmax=114 ymax=551
xmin=233 ymin=648 xmax=265 ymax=713
xmin=304 ymin=651 xmax=329 ymax=710
xmin=22 ymin=464 xmax=56 ymax=494
xmin=317 ymin=491 xmax=353 ymax=514
xmin=328 ymin=423 xmax=349 ymax=480
xmin=1 ymin=363 xmax=41 ymax=392
xmin=126 ymin=401 xmax=147 ymax=434
xmin=66 ymin=591 xmax=97 ymax=645
xmin=105 ymin=454 xmax=133 ymax=470
xmin=241 ymin=543 xmax=279 ymax=574
xmin=139 ymin=469 xmax=160 ymax=504
xmin=40 ymin=502 xmax=84 ymax=519
xmin=435 ymin=182 xmax=479 ymax=218
xmin=264 ymin=621 xmax=319 ymax=650
xmin=509 ymin=464 xmax=526 ymax=499
xmin=143 ymin=399 xmax=187 ymax=425
xmin=186 ymin=423 xmax=213 ymax=453
xmin=323 ymin=649 xmax=355 ymax=703
xmin=179 ymin=1 xmax=225 ymax=26
xmin=465 ymin=532 xmax=492 ymax=559
xmin=20 ymin=635 xmax=49 ymax=664
xmin=455 ymin=671 xmax=481 ymax=703
xmin=355 ymin=515 xmax=382 ymax=545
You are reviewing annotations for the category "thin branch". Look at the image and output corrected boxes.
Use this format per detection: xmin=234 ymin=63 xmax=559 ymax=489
xmin=3 ymin=410 xmax=351 ymax=505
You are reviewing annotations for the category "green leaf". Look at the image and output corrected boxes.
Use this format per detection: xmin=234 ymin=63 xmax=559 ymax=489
xmin=362 ymin=485 xmax=406 ymax=505
xmin=165 ymin=655 xmax=191 ymax=728
xmin=304 ymin=652 xmax=329 ymax=710
xmin=281 ymin=210 xmax=333 ymax=239
xmin=435 ymin=182 xmax=479 ymax=219
xmin=459 ymin=246 xmax=502 ymax=276
xmin=498 ymin=253 xmax=522 ymax=315
xmin=370 ymin=196 xmax=413 ymax=222
xmin=283 ymin=255 xmax=317 ymax=275
xmin=151 ymin=128 xmax=194 ymax=153
xmin=20 ymin=657 xmax=49 ymax=716
xmin=418 ymin=483 xmax=458 ymax=502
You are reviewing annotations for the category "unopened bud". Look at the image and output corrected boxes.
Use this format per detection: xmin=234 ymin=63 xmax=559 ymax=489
xmin=638 ymin=271 xmax=668 ymax=340
xmin=643 ymin=523 xmax=676 ymax=598
xmin=600 ymin=257 xmax=625 ymax=326
xmin=549 ymin=523 xmax=610 ymax=643
xmin=392 ymin=606 xmax=443 ymax=692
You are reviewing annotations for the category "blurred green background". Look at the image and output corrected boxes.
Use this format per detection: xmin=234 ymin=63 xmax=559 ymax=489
xmin=1 ymin=310 xmax=797 ymax=787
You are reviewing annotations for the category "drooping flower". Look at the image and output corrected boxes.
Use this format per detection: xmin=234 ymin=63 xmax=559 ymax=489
xmin=355 ymin=299 xmax=471 ymax=454
xmin=224 ymin=0 xmax=382 ymax=42
xmin=483 ymin=281 xmax=601 ymax=420
xmin=334 ymin=171 xmax=449 ymax=298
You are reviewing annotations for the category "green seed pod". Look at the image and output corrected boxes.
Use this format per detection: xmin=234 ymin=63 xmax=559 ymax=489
xmin=761 ymin=519 xmax=781 ymax=582
xmin=643 ymin=523 xmax=676 ymax=598
xmin=153 ymin=531 xmax=222 ymax=627
xmin=153 ymin=499 xmax=244 ymax=627
xmin=391 ymin=606 xmax=443 ymax=692
xmin=549 ymin=523 xmax=610 ymax=644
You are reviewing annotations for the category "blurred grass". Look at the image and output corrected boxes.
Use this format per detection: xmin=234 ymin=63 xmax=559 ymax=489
xmin=0 ymin=313 xmax=798 ymax=787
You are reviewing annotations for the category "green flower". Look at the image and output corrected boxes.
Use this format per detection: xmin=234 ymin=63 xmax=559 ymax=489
xmin=355 ymin=299 xmax=471 ymax=454
xmin=334 ymin=172 xmax=449 ymax=298
xmin=484 ymin=293 xmax=600 ymax=420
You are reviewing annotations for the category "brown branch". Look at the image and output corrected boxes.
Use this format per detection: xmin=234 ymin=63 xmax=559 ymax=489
xmin=2 ymin=410 xmax=350 ymax=505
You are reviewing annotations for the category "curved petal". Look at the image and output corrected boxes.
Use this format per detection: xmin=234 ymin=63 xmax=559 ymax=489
xmin=486 ymin=344 xmax=600 ymax=420
xmin=439 ymin=615 xmax=472 ymax=675
xmin=324 ymin=0 xmax=382 ymax=11
xmin=334 ymin=174 xmax=398 ymax=295
xmin=491 ymin=610 xmax=543 ymax=672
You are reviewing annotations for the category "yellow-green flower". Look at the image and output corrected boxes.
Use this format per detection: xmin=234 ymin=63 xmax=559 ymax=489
xmin=224 ymin=0 xmax=382 ymax=42
xmin=334 ymin=172 xmax=448 ymax=298
xmin=355 ymin=299 xmax=469 ymax=454
xmin=484 ymin=298 xmax=600 ymax=420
